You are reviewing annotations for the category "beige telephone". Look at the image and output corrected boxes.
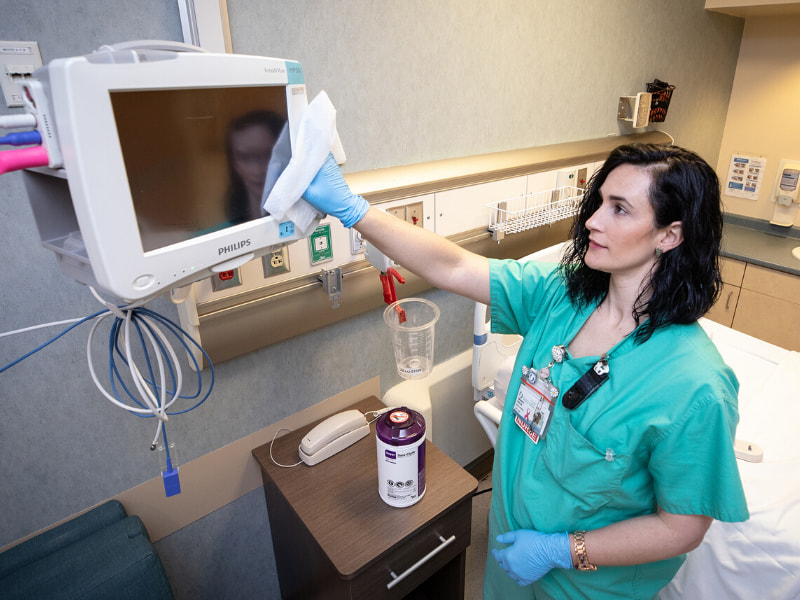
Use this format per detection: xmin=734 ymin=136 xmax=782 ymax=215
xmin=299 ymin=409 xmax=370 ymax=466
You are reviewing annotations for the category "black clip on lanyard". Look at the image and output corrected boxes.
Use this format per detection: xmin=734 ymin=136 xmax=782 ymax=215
xmin=562 ymin=356 xmax=609 ymax=410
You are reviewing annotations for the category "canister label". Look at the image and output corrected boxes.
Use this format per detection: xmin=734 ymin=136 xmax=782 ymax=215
xmin=377 ymin=437 xmax=426 ymax=507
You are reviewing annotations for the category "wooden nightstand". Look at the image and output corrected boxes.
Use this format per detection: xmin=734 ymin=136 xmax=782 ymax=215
xmin=252 ymin=396 xmax=479 ymax=599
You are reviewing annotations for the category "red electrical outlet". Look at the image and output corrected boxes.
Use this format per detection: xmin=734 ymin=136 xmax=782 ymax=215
xmin=210 ymin=268 xmax=242 ymax=292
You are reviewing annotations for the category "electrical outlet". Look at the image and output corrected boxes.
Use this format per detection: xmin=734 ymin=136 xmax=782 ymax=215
xmin=0 ymin=41 xmax=42 ymax=107
xmin=263 ymin=247 xmax=290 ymax=277
xmin=211 ymin=268 xmax=242 ymax=292
xmin=406 ymin=201 xmax=423 ymax=227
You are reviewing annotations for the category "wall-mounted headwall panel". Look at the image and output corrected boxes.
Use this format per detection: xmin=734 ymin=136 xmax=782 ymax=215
xmin=174 ymin=131 xmax=671 ymax=366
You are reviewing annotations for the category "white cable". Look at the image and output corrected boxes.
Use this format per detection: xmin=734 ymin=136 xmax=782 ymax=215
xmin=0 ymin=114 xmax=36 ymax=129
xmin=123 ymin=312 xmax=168 ymax=420
xmin=365 ymin=406 xmax=393 ymax=425
xmin=0 ymin=318 xmax=86 ymax=339
xmin=151 ymin=421 xmax=164 ymax=450
xmin=86 ymin=314 xmax=161 ymax=415
xmin=0 ymin=288 xmax=156 ymax=339
xmin=134 ymin=311 xmax=184 ymax=416
xmin=85 ymin=289 xmax=186 ymax=424
xmin=269 ymin=427 xmax=303 ymax=468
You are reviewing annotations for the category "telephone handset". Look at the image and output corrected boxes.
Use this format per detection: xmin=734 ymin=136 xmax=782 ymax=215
xmin=299 ymin=409 xmax=370 ymax=466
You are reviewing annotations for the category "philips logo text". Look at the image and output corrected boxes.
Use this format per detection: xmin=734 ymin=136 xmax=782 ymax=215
xmin=218 ymin=239 xmax=251 ymax=255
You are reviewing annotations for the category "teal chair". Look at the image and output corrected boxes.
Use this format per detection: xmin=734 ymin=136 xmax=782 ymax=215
xmin=0 ymin=500 xmax=173 ymax=599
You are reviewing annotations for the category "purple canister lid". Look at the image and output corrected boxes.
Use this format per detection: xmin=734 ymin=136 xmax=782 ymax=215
xmin=376 ymin=407 xmax=426 ymax=446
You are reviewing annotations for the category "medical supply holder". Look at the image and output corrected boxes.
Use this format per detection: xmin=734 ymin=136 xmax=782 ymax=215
xmin=646 ymin=79 xmax=675 ymax=123
xmin=487 ymin=185 xmax=583 ymax=241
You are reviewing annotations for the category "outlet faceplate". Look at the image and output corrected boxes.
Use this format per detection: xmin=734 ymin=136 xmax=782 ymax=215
xmin=0 ymin=41 xmax=42 ymax=107
xmin=406 ymin=201 xmax=423 ymax=227
xmin=211 ymin=268 xmax=242 ymax=292
xmin=263 ymin=247 xmax=291 ymax=277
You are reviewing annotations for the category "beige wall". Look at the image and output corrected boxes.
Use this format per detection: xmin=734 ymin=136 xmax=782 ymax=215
xmin=716 ymin=15 xmax=800 ymax=225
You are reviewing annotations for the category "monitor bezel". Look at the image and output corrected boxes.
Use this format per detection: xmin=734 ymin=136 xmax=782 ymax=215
xmin=48 ymin=51 xmax=309 ymax=301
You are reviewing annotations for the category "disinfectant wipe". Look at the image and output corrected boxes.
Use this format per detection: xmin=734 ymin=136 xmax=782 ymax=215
xmin=262 ymin=90 xmax=337 ymax=235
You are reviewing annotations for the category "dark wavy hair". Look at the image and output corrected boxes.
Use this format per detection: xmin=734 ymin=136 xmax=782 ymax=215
xmin=561 ymin=143 xmax=724 ymax=343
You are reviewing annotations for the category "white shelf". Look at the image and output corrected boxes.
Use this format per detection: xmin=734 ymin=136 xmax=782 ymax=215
xmin=487 ymin=186 xmax=582 ymax=241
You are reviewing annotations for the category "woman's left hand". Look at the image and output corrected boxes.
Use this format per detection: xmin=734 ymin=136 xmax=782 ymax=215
xmin=492 ymin=529 xmax=573 ymax=586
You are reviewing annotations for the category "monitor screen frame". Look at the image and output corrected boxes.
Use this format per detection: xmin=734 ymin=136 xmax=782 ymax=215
xmin=46 ymin=51 xmax=310 ymax=301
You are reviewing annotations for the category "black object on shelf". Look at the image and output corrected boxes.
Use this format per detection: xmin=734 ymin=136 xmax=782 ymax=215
xmin=646 ymin=79 xmax=675 ymax=122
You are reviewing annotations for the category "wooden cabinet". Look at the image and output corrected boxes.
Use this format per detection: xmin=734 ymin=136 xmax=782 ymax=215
xmin=732 ymin=264 xmax=800 ymax=351
xmin=706 ymin=257 xmax=800 ymax=351
xmin=706 ymin=258 xmax=746 ymax=327
xmin=252 ymin=397 xmax=478 ymax=600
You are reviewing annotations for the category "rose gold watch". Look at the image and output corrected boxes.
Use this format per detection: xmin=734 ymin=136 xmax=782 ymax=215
xmin=573 ymin=530 xmax=597 ymax=571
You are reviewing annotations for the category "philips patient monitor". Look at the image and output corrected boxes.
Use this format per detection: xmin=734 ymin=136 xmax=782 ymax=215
xmin=20 ymin=41 xmax=318 ymax=301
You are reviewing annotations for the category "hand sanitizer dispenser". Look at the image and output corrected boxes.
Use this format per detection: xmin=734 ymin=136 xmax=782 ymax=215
xmin=770 ymin=159 xmax=800 ymax=227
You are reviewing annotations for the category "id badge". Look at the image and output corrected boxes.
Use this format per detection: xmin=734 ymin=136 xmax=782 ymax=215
xmin=513 ymin=376 xmax=556 ymax=444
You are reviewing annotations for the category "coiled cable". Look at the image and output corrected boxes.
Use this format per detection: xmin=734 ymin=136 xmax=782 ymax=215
xmin=2 ymin=287 xmax=214 ymax=458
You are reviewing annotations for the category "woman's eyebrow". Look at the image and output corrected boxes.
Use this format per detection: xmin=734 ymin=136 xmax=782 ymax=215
xmin=602 ymin=191 xmax=632 ymax=206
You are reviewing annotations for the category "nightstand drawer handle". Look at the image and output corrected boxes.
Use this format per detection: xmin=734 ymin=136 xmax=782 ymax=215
xmin=386 ymin=534 xmax=456 ymax=590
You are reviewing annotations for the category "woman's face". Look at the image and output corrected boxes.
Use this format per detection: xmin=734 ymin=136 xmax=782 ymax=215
xmin=584 ymin=163 xmax=665 ymax=280
xmin=229 ymin=124 xmax=276 ymax=202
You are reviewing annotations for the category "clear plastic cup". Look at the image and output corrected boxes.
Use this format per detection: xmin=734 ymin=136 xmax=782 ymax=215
xmin=383 ymin=298 xmax=440 ymax=380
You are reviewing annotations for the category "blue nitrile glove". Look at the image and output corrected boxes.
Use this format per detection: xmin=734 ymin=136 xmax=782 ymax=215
xmin=303 ymin=153 xmax=369 ymax=228
xmin=492 ymin=529 xmax=573 ymax=586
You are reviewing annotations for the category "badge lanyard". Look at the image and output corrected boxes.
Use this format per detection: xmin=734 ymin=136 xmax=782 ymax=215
xmin=513 ymin=344 xmax=610 ymax=443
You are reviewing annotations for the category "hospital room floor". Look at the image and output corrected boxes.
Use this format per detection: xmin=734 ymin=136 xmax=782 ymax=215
xmin=465 ymin=472 xmax=492 ymax=599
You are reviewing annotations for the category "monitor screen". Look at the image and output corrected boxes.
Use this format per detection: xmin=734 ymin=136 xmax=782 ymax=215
xmin=24 ymin=48 xmax=314 ymax=301
xmin=111 ymin=86 xmax=290 ymax=253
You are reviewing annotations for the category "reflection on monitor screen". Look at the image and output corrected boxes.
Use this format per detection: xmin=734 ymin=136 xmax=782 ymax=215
xmin=111 ymin=86 xmax=289 ymax=253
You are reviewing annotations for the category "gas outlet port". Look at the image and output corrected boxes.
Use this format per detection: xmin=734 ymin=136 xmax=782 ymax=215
xmin=406 ymin=202 xmax=423 ymax=227
xmin=384 ymin=201 xmax=425 ymax=227
xmin=386 ymin=206 xmax=406 ymax=220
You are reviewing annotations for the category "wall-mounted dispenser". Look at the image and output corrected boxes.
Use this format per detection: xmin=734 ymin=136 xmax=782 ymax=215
xmin=617 ymin=92 xmax=652 ymax=128
xmin=770 ymin=159 xmax=800 ymax=227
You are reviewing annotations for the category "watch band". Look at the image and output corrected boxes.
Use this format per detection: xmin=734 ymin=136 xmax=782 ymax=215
xmin=573 ymin=530 xmax=597 ymax=571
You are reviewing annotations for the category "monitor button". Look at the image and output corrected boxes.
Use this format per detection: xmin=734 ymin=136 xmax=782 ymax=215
xmin=133 ymin=274 xmax=155 ymax=289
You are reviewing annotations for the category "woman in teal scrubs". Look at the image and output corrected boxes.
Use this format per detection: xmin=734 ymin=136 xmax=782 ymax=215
xmin=303 ymin=143 xmax=749 ymax=599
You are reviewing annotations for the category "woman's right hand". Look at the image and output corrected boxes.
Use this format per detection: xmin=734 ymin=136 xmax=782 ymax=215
xmin=303 ymin=154 xmax=369 ymax=228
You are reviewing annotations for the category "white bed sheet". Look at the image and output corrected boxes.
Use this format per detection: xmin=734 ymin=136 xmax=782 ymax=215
xmin=661 ymin=322 xmax=800 ymax=600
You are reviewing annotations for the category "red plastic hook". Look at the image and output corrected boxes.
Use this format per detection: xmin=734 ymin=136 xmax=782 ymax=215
xmin=380 ymin=267 xmax=405 ymax=305
xmin=380 ymin=267 xmax=406 ymax=323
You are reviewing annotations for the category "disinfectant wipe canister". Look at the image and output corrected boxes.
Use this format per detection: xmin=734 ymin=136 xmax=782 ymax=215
xmin=376 ymin=407 xmax=426 ymax=508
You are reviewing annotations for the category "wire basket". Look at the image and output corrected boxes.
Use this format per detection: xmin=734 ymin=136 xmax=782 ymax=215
xmin=487 ymin=186 xmax=583 ymax=240
xmin=646 ymin=79 xmax=675 ymax=123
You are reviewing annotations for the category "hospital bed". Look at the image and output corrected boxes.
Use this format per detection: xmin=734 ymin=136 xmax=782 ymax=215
xmin=472 ymin=243 xmax=800 ymax=599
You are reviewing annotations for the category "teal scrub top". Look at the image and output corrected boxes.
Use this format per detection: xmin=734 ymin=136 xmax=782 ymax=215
xmin=484 ymin=259 xmax=749 ymax=600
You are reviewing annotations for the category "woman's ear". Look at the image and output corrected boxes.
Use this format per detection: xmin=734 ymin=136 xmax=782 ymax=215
xmin=659 ymin=221 xmax=684 ymax=252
